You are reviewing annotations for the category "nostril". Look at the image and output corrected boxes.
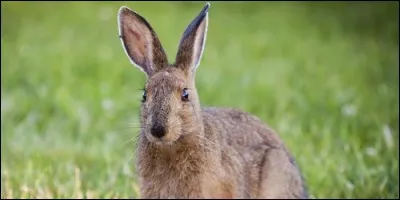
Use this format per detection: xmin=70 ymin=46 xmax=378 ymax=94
xmin=151 ymin=124 xmax=166 ymax=138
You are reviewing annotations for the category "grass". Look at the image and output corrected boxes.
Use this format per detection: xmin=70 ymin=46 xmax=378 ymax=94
xmin=1 ymin=1 xmax=399 ymax=199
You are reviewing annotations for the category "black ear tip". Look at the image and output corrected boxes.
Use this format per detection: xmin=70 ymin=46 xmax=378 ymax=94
xmin=199 ymin=2 xmax=210 ymax=15
xmin=118 ymin=6 xmax=141 ymax=19
xmin=204 ymin=2 xmax=211 ymax=12
xmin=206 ymin=2 xmax=211 ymax=9
xmin=118 ymin=6 xmax=134 ymax=20
xmin=118 ymin=6 xmax=129 ymax=15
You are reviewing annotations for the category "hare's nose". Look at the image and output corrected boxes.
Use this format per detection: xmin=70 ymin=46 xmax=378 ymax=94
xmin=151 ymin=123 xmax=166 ymax=138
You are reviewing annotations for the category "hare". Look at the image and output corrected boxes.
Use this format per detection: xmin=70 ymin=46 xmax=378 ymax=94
xmin=117 ymin=2 xmax=308 ymax=199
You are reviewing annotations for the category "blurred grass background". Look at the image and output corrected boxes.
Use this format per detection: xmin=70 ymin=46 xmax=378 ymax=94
xmin=1 ymin=1 xmax=399 ymax=199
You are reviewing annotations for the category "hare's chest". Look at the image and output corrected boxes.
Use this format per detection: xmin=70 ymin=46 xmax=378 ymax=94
xmin=138 ymin=163 xmax=205 ymax=198
xmin=139 ymin=173 xmax=203 ymax=198
xmin=200 ymin=170 xmax=239 ymax=199
xmin=202 ymin=186 xmax=233 ymax=199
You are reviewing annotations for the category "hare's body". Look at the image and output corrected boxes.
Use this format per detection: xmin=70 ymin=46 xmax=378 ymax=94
xmin=118 ymin=3 xmax=308 ymax=199
xmin=136 ymin=107 xmax=307 ymax=198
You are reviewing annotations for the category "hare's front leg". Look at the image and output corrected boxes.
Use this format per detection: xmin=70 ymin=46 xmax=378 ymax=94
xmin=257 ymin=148 xmax=308 ymax=199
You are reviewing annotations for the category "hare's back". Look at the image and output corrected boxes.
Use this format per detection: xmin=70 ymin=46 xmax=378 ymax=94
xmin=201 ymin=107 xmax=284 ymax=149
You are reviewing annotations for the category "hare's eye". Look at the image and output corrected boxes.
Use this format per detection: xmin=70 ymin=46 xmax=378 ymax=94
xmin=181 ymin=88 xmax=189 ymax=102
xmin=142 ymin=90 xmax=147 ymax=103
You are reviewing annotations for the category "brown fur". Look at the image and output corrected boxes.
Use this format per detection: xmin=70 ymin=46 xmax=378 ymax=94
xmin=118 ymin=3 xmax=308 ymax=199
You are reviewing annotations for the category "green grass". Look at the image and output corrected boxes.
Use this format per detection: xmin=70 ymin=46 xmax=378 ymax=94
xmin=1 ymin=1 xmax=398 ymax=199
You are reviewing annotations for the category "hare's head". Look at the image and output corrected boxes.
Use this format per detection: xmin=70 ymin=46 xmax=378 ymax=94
xmin=118 ymin=3 xmax=210 ymax=144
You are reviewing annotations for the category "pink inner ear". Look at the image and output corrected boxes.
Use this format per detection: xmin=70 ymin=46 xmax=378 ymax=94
xmin=122 ymin=20 xmax=147 ymax=63
xmin=130 ymin=29 xmax=141 ymax=41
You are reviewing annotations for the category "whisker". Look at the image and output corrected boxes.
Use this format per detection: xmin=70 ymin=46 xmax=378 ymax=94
xmin=123 ymin=134 xmax=141 ymax=145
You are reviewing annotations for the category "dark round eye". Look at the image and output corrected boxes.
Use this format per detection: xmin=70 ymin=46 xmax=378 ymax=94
xmin=142 ymin=90 xmax=147 ymax=103
xmin=181 ymin=88 xmax=189 ymax=102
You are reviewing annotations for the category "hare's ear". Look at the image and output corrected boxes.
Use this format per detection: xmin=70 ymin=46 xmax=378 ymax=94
xmin=175 ymin=3 xmax=210 ymax=76
xmin=118 ymin=6 xmax=168 ymax=77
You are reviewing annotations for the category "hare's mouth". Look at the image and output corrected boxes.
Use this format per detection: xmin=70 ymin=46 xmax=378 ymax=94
xmin=145 ymin=132 xmax=180 ymax=145
xmin=154 ymin=140 xmax=174 ymax=146
xmin=152 ymin=138 xmax=178 ymax=146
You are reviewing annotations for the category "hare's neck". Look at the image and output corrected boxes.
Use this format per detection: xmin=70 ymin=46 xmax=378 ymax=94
xmin=137 ymin=132 xmax=210 ymax=182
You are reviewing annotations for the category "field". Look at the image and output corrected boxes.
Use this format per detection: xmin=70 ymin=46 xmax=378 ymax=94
xmin=1 ymin=1 xmax=399 ymax=199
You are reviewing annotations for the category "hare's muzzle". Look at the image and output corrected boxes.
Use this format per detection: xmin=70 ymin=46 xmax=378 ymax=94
xmin=150 ymin=122 xmax=166 ymax=138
